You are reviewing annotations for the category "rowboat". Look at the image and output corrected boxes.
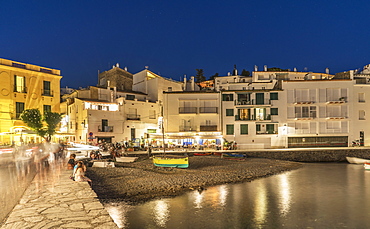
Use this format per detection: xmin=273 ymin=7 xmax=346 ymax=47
xmin=222 ymin=153 xmax=246 ymax=160
xmin=364 ymin=162 xmax=370 ymax=170
xmin=153 ymin=155 xmax=189 ymax=168
xmin=194 ymin=152 xmax=213 ymax=156
xmin=346 ymin=157 xmax=370 ymax=164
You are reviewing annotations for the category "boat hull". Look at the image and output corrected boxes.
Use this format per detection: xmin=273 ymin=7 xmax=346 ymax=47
xmin=364 ymin=162 xmax=370 ymax=170
xmin=222 ymin=153 xmax=246 ymax=160
xmin=153 ymin=156 xmax=189 ymax=168
xmin=346 ymin=157 xmax=370 ymax=164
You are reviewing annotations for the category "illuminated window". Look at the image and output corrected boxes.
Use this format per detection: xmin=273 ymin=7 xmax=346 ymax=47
xmin=14 ymin=75 xmax=26 ymax=93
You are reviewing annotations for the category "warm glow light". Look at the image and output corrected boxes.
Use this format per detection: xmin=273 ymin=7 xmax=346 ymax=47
xmin=254 ymin=183 xmax=267 ymax=225
xmin=153 ymin=200 xmax=170 ymax=227
xmin=278 ymin=174 xmax=291 ymax=215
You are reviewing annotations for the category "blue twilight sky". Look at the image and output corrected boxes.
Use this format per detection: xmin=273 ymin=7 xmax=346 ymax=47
xmin=1 ymin=0 xmax=370 ymax=89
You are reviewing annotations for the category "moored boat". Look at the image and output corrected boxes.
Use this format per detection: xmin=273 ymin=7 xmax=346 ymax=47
xmin=153 ymin=155 xmax=189 ymax=168
xmin=364 ymin=162 xmax=370 ymax=170
xmin=222 ymin=153 xmax=246 ymax=160
xmin=194 ymin=152 xmax=213 ymax=156
xmin=346 ymin=157 xmax=370 ymax=164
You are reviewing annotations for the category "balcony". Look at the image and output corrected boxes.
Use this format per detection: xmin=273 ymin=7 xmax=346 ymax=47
xmin=200 ymin=125 xmax=218 ymax=131
xmin=179 ymin=107 xmax=197 ymax=114
xmin=256 ymin=130 xmax=278 ymax=134
xmin=235 ymin=114 xmax=271 ymax=121
xmin=42 ymin=89 xmax=53 ymax=97
xmin=98 ymin=125 xmax=114 ymax=132
xmin=199 ymin=107 xmax=218 ymax=114
xmin=14 ymin=86 xmax=27 ymax=93
xmin=326 ymin=97 xmax=347 ymax=104
xmin=179 ymin=126 xmax=197 ymax=132
xmin=127 ymin=114 xmax=141 ymax=120
xmin=236 ymin=99 xmax=271 ymax=106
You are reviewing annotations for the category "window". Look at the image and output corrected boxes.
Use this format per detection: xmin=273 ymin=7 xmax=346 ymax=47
xmin=222 ymin=94 xmax=233 ymax=101
xmin=226 ymin=109 xmax=234 ymax=116
xmin=226 ymin=124 xmax=234 ymax=135
xmin=270 ymin=92 xmax=278 ymax=100
xmin=14 ymin=75 xmax=26 ymax=93
xmin=16 ymin=102 xmax=24 ymax=119
xmin=149 ymin=110 xmax=156 ymax=119
xmin=43 ymin=81 xmax=51 ymax=96
xmin=271 ymin=108 xmax=278 ymax=115
xmin=43 ymin=105 xmax=51 ymax=114
xmin=256 ymin=124 xmax=261 ymax=131
xmin=126 ymin=94 xmax=135 ymax=100
xmin=266 ymin=124 xmax=275 ymax=134
xmin=295 ymin=106 xmax=316 ymax=118
xmin=359 ymin=93 xmax=365 ymax=103
xmin=240 ymin=124 xmax=248 ymax=135
xmin=359 ymin=110 xmax=365 ymax=120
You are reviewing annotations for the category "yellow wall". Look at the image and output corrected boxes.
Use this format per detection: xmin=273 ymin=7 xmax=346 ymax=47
xmin=0 ymin=58 xmax=62 ymax=144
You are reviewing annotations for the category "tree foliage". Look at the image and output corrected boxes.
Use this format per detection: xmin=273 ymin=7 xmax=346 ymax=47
xmin=241 ymin=69 xmax=250 ymax=76
xmin=195 ymin=69 xmax=206 ymax=83
xmin=20 ymin=109 xmax=62 ymax=142
xmin=210 ymin=73 xmax=219 ymax=80
xmin=267 ymin=67 xmax=289 ymax=72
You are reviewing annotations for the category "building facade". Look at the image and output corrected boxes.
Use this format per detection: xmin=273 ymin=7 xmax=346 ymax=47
xmin=0 ymin=58 xmax=61 ymax=145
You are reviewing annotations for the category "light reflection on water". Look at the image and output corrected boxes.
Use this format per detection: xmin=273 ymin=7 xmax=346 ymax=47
xmin=105 ymin=163 xmax=370 ymax=228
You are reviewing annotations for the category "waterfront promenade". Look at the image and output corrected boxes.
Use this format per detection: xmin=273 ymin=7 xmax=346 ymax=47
xmin=1 ymin=159 xmax=117 ymax=228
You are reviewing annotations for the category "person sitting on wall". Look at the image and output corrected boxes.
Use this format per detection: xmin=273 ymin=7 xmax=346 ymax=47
xmin=67 ymin=153 xmax=76 ymax=170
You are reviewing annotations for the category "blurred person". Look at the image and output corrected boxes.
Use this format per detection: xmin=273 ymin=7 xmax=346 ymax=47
xmin=74 ymin=161 xmax=91 ymax=185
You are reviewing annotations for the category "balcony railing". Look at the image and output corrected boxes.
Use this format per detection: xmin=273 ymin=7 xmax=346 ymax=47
xmin=14 ymin=86 xmax=27 ymax=93
xmin=42 ymin=89 xmax=53 ymax=96
xmin=98 ymin=125 xmax=114 ymax=132
xmin=179 ymin=126 xmax=197 ymax=132
xmin=199 ymin=107 xmax=218 ymax=114
xmin=236 ymin=99 xmax=271 ymax=105
xmin=200 ymin=125 xmax=218 ymax=131
xmin=127 ymin=114 xmax=141 ymax=120
xmin=235 ymin=114 xmax=271 ymax=121
xmin=256 ymin=130 xmax=278 ymax=134
xmin=179 ymin=107 xmax=197 ymax=114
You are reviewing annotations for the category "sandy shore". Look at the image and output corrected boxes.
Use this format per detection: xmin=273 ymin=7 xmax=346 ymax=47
xmin=86 ymin=156 xmax=302 ymax=204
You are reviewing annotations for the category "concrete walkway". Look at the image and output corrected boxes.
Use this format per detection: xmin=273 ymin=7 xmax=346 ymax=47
xmin=1 ymin=160 xmax=118 ymax=229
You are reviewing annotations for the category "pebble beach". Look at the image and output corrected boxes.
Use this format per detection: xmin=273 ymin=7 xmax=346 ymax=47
xmin=86 ymin=156 xmax=302 ymax=203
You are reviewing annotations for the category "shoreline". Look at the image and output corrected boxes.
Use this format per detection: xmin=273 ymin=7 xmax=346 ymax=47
xmin=86 ymin=156 xmax=303 ymax=204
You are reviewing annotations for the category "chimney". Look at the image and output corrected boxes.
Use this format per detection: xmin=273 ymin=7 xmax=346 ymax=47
xmin=254 ymin=65 xmax=258 ymax=71
xmin=183 ymin=75 xmax=187 ymax=90
xmin=325 ymin=68 xmax=329 ymax=74
xmin=233 ymin=65 xmax=238 ymax=75
xmin=294 ymin=67 xmax=297 ymax=72
xmin=264 ymin=65 xmax=267 ymax=71
xmin=190 ymin=76 xmax=195 ymax=91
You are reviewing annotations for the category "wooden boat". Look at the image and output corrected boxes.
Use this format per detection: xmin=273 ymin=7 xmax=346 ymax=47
xmin=194 ymin=152 xmax=213 ymax=156
xmin=115 ymin=156 xmax=138 ymax=163
xmin=346 ymin=157 xmax=370 ymax=164
xmin=153 ymin=155 xmax=189 ymax=168
xmin=364 ymin=162 xmax=370 ymax=170
xmin=222 ymin=153 xmax=246 ymax=160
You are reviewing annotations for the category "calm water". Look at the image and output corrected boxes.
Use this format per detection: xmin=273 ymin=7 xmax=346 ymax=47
xmin=104 ymin=163 xmax=370 ymax=228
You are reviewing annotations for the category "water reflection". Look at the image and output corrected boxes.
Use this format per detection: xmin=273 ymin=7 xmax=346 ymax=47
xmin=254 ymin=182 xmax=267 ymax=226
xmin=153 ymin=200 xmax=170 ymax=227
xmin=277 ymin=173 xmax=291 ymax=216
xmin=105 ymin=163 xmax=370 ymax=228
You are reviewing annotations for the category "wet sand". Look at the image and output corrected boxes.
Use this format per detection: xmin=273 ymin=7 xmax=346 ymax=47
xmin=86 ymin=156 xmax=302 ymax=204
